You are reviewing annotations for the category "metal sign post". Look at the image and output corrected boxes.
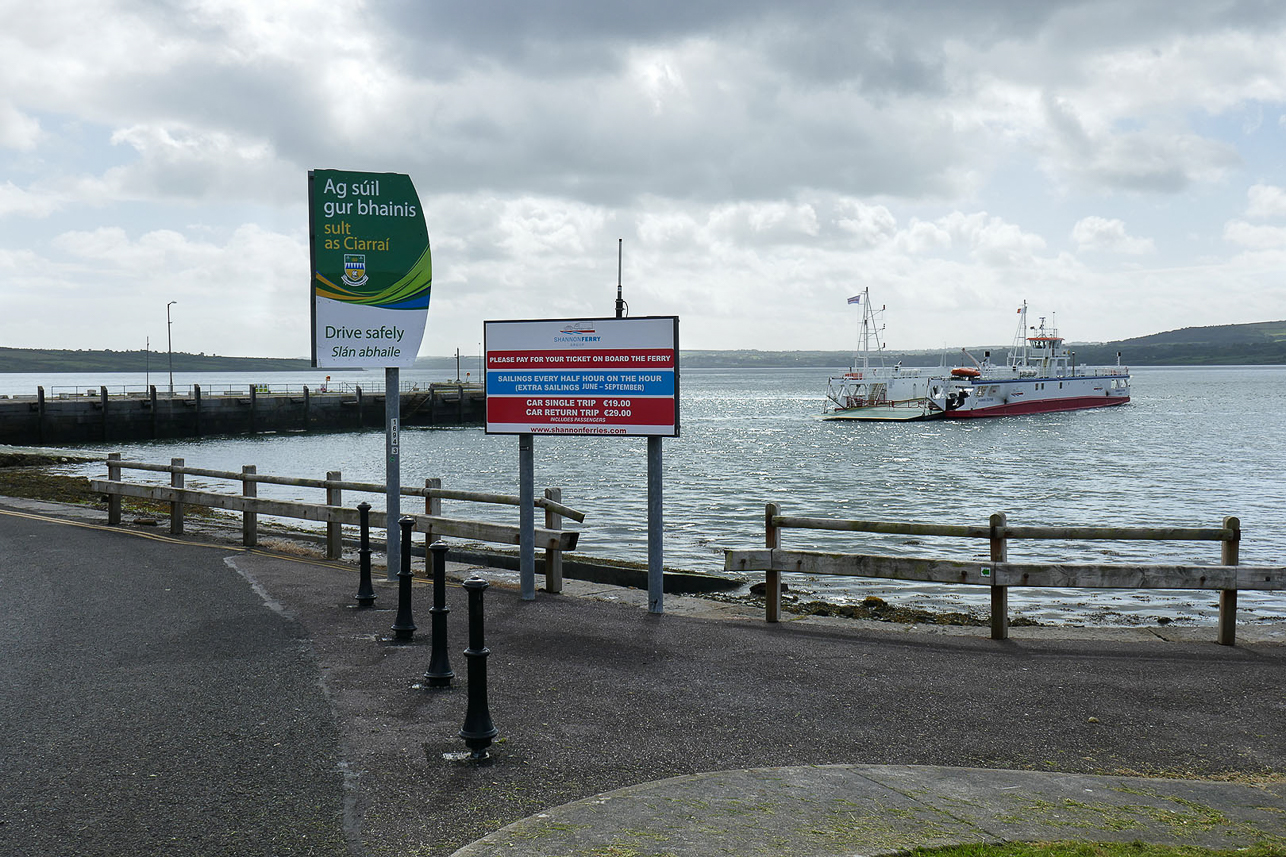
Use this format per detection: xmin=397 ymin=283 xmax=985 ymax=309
xmin=647 ymin=434 xmax=663 ymax=612
xmin=518 ymin=434 xmax=535 ymax=599
xmin=385 ymin=366 xmax=401 ymax=580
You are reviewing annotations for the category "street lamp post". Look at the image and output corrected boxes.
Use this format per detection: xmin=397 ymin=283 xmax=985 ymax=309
xmin=166 ymin=301 xmax=177 ymax=397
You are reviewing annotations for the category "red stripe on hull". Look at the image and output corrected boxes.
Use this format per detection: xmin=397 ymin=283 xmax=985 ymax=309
xmin=949 ymin=396 xmax=1130 ymax=418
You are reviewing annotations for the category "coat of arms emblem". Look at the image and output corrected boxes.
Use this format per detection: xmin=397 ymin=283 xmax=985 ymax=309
xmin=342 ymin=254 xmax=368 ymax=286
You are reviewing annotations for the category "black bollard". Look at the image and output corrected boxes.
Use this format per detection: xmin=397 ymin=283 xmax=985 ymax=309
xmin=424 ymin=540 xmax=454 ymax=687
xmin=390 ymin=516 xmax=416 ymax=641
xmin=355 ymin=502 xmax=376 ymax=607
xmin=459 ymin=577 xmax=497 ymax=760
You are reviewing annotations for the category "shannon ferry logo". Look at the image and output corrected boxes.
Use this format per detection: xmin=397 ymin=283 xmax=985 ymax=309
xmin=554 ymin=321 xmax=601 ymax=344
xmin=342 ymin=254 xmax=368 ymax=287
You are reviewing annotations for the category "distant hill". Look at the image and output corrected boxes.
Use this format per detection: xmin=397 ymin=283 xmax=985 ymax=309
xmin=1088 ymin=319 xmax=1286 ymax=365
xmin=0 ymin=347 xmax=314 ymax=373
xmin=1118 ymin=319 xmax=1286 ymax=346
xmin=683 ymin=319 xmax=1286 ymax=368
xmin=3 ymin=319 xmax=1284 ymax=373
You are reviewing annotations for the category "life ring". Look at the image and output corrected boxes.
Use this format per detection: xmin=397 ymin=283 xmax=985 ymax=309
xmin=950 ymin=367 xmax=981 ymax=378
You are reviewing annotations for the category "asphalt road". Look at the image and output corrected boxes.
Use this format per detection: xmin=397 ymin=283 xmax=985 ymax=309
xmin=0 ymin=508 xmax=350 ymax=856
xmin=2 ymin=499 xmax=1284 ymax=856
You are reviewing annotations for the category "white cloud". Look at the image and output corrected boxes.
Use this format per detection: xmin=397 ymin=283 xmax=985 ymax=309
xmin=629 ymin=48 xmax=691 ymax=115
xmin=2 ymin=224 xmax=309 ymax=356
xmin=895 ymin=219 xmax=952 ymax=255
xmin=1246 ymin=184 xmax=1286 ymax=219
xmin=57 ymin=124 xmax=296 ymax=206
xmin=836 ymin=201 xmax=898 ymax=247
xmin=1223 ymin=220 xmax=1286 ymax=249
xmin=1040 ymin=95 xmax=1241 ymax=192
xmin=707 ymin=201 xmax=820 ymax=244
xmin=940 ymin=212 xmax=1047 ymax=267
xmin=0 ymin=182 xmax=60 ymax=218
xmin=1071 ymin=216 xmax=1155 ymax=254
xmin=0 ymin=101 xmax=41 ymax=150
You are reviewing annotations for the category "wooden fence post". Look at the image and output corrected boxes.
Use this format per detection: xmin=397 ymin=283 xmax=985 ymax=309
xmin=107 ymin=452 xmax=122 ymax=525
xmin=765 ymin=502 xmax=782 ymax=623
xmin=170 ymin=457 xmax=184 ymax=535
xmin=242 ymin=465 xmax=257 ymax=547
xmin=425 ymin=477 xmax=441 ymax=569
xmin=326 ymin=471 xmax=342 ymax=560
xmin=989 ymin=512 xmax=1009 ymax=640
xmin=37 ymin=386 xmax=46 ymax=445
xmin=1218 ymin=516 xmax=1241 ymax=646
xmin=544 ymin=487 xmax=564 ymax=594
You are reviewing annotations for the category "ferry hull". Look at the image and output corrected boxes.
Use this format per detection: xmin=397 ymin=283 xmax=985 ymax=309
xmin=949 ymin=395 xmax=1130 ymax=418
xmin=819 ymin=404 xmax=940 ymax=422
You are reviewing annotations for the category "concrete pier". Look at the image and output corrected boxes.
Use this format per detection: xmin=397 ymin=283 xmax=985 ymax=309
xmin=0 ymin=383 xmax=485 ymax=445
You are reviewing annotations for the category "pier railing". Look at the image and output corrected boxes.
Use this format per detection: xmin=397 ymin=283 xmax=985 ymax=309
xmin=724 ymin=504 xmax=1284 ymax=646
xmin=3 ymin=382 xmax=486 ymax=445
xmin=91 ymin=455 xmax=582 ymax=592
xmin=21 ymin=380 xmax=483 ymax=400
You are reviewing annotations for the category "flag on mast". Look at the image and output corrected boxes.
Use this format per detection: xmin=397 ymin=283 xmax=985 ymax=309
xmin=847 ymin=295 xmax=862 ymax=305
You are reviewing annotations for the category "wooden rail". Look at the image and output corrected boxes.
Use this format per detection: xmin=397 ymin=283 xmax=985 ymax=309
xmin=95 ymin=455 xmax=581 ymax=592
xmin=724 ymin=504 xmax=1282 ymax=646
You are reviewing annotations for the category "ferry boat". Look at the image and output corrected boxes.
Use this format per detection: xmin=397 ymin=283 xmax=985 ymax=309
xmin=821 ymin=290 xmax=948 ymax=421
xmin=821 ymin=297 xmax=1130 ymax=421
xmin=940 ymin=303 xmax=1131 ymax=418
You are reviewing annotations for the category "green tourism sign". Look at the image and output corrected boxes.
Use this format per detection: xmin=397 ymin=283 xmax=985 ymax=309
xmin=308 ymin=169 xmax=432 ymax=368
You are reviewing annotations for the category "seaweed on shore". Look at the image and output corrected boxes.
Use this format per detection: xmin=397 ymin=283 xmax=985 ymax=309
xmin=793 ymin=594 xmax=1041 ymax=627
xmin=790 ymin=595 xmax=991 ymax=626
xmin=714 ymin=589 xmax=1042 ymax=627
xmin=0 ymin=454 xmax=216 ymax=519
xmin=0 ymin=454 xmax=99 ymax=504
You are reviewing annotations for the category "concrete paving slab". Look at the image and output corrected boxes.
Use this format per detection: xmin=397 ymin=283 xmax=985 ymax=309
xmin=450 ymin=765 xmax=1286 ymax=857
xmin=856 ymin=766 xmax=1286 ymax=848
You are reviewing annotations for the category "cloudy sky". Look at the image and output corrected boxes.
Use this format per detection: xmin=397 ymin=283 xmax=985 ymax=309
xmin=3 ymin=0 xmax=1285 ymax=360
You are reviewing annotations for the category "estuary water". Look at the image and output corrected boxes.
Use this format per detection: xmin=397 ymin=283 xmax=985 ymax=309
xmin=4 ymin=365 xmax=1285 ymax=626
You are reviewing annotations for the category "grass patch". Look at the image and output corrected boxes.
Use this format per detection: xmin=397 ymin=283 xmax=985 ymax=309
xmin=892 ymin=843 xmax=1285 ymax=857
xmin=478 ymin=836 xmax=1284 ymax=857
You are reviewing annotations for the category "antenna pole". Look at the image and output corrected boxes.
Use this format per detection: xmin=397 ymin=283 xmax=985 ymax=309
xmin=615 ymin=238 xmax=625 ymax=319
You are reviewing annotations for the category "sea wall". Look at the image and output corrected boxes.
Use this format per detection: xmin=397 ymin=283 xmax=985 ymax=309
xmin=0 ymin=384 xmax=485 ymax=445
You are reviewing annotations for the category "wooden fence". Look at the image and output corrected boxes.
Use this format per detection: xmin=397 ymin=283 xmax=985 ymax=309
xmin=724 ymin=504 xmax=1285 ymax=646
xmin=92 ymin=454 xmax=582 ymax=592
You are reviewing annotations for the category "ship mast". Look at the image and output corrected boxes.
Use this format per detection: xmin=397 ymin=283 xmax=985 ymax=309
xmin=1010 ymin=301 xmax=1029 ymax=367
xmin=849 ymin=288 xmax=886 ymax=370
